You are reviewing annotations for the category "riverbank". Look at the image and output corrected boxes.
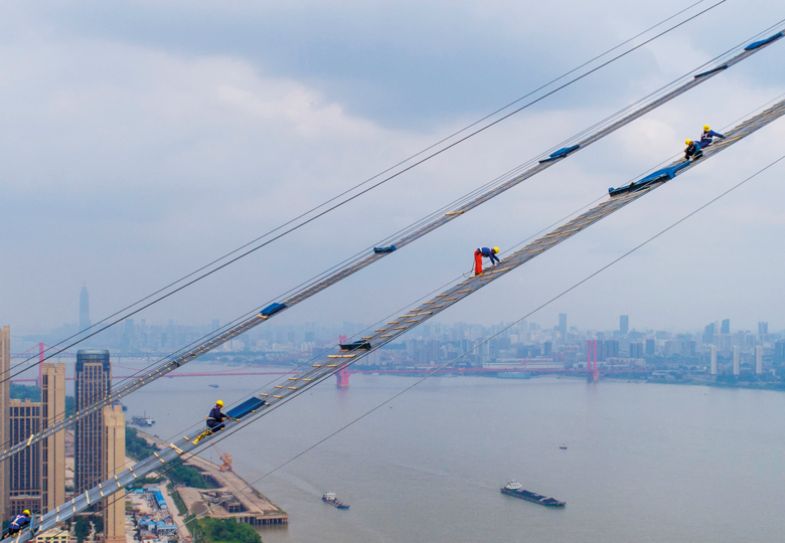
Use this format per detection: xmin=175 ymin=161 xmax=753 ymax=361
xmin=135 ymin=428 xmax=288 ymax=527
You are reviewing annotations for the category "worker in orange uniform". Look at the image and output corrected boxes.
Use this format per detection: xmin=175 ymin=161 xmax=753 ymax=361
xmin=474 ymin=246 xmax=500 ymax=275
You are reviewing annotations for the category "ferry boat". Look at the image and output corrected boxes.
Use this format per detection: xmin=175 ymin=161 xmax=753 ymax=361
xmin=130 ymin=415 xmax=155 ymax=427
xmin=501 ymin=481 xmax=565 ymax=508
xmin=322 ymin=492 xmax=350 ymax=510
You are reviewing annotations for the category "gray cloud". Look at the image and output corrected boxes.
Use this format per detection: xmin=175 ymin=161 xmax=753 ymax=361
xmin=1 ymin=0 xmax=785 ymax=339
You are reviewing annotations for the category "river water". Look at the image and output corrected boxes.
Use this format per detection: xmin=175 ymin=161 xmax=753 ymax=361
xmin=120 ymin=360 xmax=785 ymax=543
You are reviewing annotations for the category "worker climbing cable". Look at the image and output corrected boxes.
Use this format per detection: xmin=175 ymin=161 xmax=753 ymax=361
xmin=192 ymin=400 xmax=236 ymax=445
xmin=699 ymin=124 xmax=726 ymax=147
xmin=2 ymin=510 xmax=32 ymax=539
xmin=474 ymin=246 xmax=501 ymax=275
xmin=684 ymin=138 xmax=703 ymax=160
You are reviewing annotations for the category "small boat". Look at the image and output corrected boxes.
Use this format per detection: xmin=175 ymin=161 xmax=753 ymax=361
xmin=209 ymin=384 xmax=220 ymax=389
xmin=559 ymin=444 xmax=568 ymax=450
xmin=131 ymin=415 xmax=155 ymax=427
xmin=322 ymin=492 xmax=350 ymax=510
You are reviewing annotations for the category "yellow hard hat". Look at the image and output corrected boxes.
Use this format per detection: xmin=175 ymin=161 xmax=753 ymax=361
xmin=492 ymin=246 xmax=500 ymax=254
xmin=703 ymin=124 xmax=711 ymax=131
xmin=685 ymin=138 xmax=693 ymax=145
xmin=22 ymin=509 xmax=30 ymax=515
xmin=216 ymin=400 xmax=224 ymax=407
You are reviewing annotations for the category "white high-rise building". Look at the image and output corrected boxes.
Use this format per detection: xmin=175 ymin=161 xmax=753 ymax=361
xmin=710 ymin=345 xmax=718 ymax=376
xmin=732 ymin=346 xmax=740 ymax=376
xmin=755 ymin=346 xmax=763 ymax=375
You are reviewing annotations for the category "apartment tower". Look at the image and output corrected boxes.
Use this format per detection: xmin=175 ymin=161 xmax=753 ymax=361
xmin=102 ymin=405 xmax=125 ymax=543
xmin=41 ymin=363 xmax=66 ymax=512
xmin=8 ymin=400 xmax=41 ymax=515
xmin=74 ymin=350 xmax=111 ymax=495
xmin=0 ymin=325 xmax=11 ymax=520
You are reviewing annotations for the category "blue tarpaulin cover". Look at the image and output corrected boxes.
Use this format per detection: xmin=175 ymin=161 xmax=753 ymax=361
xmin=539 ymin=144 xmax=580 ymax=163
xmin=227 ymin=397 xmax=266 ymax=419
xmin=744 ymin=32 xmax=784 ymax=51
xmin=260 ymin=302 xmax=286 ymax=317
xmin=373 ymin=245 xmax=397 ymax=254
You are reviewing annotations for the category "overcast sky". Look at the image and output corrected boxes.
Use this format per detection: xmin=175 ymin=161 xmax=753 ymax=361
xmin=2 ymin=0 xmax=785 ymax=339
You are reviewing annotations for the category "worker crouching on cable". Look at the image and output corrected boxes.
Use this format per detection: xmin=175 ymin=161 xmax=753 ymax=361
xmin=207 ymin=400 xmax=231 ymax=432
xmin=193 ymin=400 xmax=237 ymax=445
xmin=474 ymin=246 xmax=501 ymax=275
xmin=2 ymin=510 xmax=32 ymax=538
xmin=684 ymin=138 xmax=703 ymax=161
xmin=699 ymin=124 xmax=725 ymax=147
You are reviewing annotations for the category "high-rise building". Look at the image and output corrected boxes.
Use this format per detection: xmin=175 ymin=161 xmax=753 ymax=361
xmin=755 ymin=346 xmax=763 ymax=375
xmin=598 ymin=340 xmax=620 ymax=361
xmin=732 ymin=346 xmax=740 ymax=376
xmin=721 ymin=319 xmax=731 ymax=335
xmin=4 ymin=363 xmax=65 ymax=517
xmin=629 ymin=342 xmax=643 ymax=358
xmin=645 ymin=338 xmax=656 ymax=356
xmin=710 ymin=345 xmax=718 ymax=376
xmin=41 ymin=363 xmax=66 ymax=512
xmin=558 ymin=313 xmax=567 ymax=339
xmin=102 ymin=405 xmax=125 ymax=543
xmin=775 ymin=340 xmax=785 ymax=364
xmin=0 ymin=325 xmax=11 ymax=520
xmin=8 ymin=399 xmax=42 ymax=515
xmin=702 ymin=322 xmax=716 ymax=345
xmin=75 ymin=350 xmax=111 ymax=495
xmin=79 ymin=286 xmax=91 ymax=331
xmin=619 ymin=315 xmax=629 ymax=336
xmin=757 ymin=321 xmax=769 ymax=338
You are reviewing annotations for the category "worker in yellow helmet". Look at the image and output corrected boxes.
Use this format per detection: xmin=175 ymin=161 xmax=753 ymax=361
xmin=684 ymin=138 xmax=703 ymax=161
xmin=2 ymin=509 xmax=32 ymax=537
xmin=474 ymin=246 xmax=501 ymax=275
xmin=699 ymin=124 xmax=726 ymax=147
xmin=194 ymin=400 xmax=235 ymax=445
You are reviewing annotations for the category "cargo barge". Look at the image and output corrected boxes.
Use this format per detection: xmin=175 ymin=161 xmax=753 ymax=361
xmin=501 ymin=481 xmax=565 ymax=507
xmin=322 ymin=492 xmax=350 ymax=510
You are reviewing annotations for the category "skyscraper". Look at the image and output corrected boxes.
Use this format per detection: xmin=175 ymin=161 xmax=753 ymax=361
xmin=0 ymin=325 xmax=11 ymax=521
xmin=755 ymin=346 xmax=763 ymax=375
xmin=702 ymin=322 xmax=716 ymax=345
xmin=102 ymin=405 xmax=125 ymax=543
xmin=758 ymin=321 xmax=769 ymax=338
xmin=4 ymin=363 xmax=66 ymax=517
xmin=721 ymin=318 xmax=730 ymax=335
xmin=710 ymin=345 xmax=718 ymax=376
xmin=558 ymin=313 xmax=567 ymax=338
xmin=732 ymin=346 xmax=740 ymax=376
xmin=619 ymin=314 xmax=629 ymax=336
xmin=75 ymin=350 xmax=111 ymax=495
xmin=8 ymin=400 xmax=41 ymax=515
xmin=41 ymin=363 xmax=66 ymax=512
xmin=775 ymin=340 xmax=785 ymax=364
xmin=79 ymin=286 xmax=91 ymax=331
